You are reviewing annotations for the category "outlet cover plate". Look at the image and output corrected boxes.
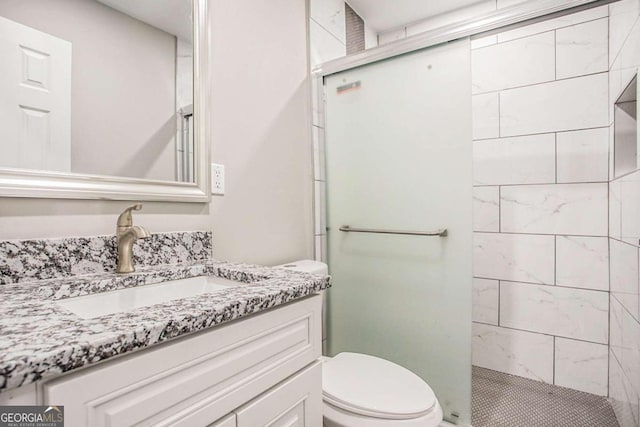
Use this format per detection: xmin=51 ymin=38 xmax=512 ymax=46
xmin=211 ymin=163 xmax=225 ymax=195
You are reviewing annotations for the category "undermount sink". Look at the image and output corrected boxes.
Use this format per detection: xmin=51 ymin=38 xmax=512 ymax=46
xmin=56 ymin=276 xmax=243 ymax=319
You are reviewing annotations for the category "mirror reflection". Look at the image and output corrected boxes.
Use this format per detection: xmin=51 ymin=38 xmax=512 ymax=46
xmin=0 ymin=0 xmax=194 ymax=183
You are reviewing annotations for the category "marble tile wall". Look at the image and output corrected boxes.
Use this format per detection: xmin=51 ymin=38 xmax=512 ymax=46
xmin=607 ymin=1 xmax=640 ymax=426
xmin=471 ymin=5 xmax=612 ymax=398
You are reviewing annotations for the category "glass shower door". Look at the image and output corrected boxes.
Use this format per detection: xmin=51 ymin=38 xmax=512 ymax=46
xmin=324 ymin=39 xmax=472 ymax=424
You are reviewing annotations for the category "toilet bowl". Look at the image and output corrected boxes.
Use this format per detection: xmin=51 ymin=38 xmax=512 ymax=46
xmin=275 ymin=260 xmax=444 ymax=427
xmin=322 ymin=352 xmax=443 ymax=427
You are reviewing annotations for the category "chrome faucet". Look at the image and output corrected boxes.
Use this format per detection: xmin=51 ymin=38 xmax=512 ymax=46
xmin=116 ymin=203 xmax=151 ymax=274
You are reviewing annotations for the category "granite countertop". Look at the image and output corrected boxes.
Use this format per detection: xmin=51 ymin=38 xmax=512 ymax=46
xmin=0 ymin=260 xmax=331 ymax=391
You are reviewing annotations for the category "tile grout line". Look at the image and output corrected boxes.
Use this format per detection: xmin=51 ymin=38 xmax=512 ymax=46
xmin=472 ymin=320 xmax=608 ymax=346
xmin=553 ymin=335 xmax=556 ymax=385
xmin=610 ymin=292 xmax=640 ymax=324
xmin=472 ymin=124 xmax=612 ymax=142
xmin=554 ymin=234 xmax=557 ymax=286
xmin=472 ymin=275 xmax=610 ymax=293
xmin=554 ymin=29 xmax=557 ymax=81
xmin=497 ymin=280 xmax=501 ymax=326
xmin=475 ymin=230 xmax=608 ymax=238
xmin=498 ymin=186 xmax=501 ymax=233
xmin=472 ymin=70 xmax=608 ymax=97
xmin=476 ymin=14 xmax=611 ymax=49
xmin=474 ymin=180 xmax=610 ymax=187
xmin=555 ymin=132 xmax=558 ymax=184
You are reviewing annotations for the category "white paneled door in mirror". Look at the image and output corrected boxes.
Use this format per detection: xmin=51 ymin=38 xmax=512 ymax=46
xmin=0 ymin=0 xmax=209 ymax=202
xmin=0 ymin=17 xmax=71 ymax=172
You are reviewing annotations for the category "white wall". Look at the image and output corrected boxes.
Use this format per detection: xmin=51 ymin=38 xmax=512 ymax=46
xmin=608 ymin=1 xmax=640 ymax=425
xmin=0 ymin=0 xmax=314 ymax=268
xmin=0 ymin=0 xmax=177 ymax=181
xmin=209 ymin=0 xmax=314 ymax=266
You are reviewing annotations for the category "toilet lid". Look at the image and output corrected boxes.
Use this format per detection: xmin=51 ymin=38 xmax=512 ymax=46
xmin=322 ymin=352 xmax=437 ymax=420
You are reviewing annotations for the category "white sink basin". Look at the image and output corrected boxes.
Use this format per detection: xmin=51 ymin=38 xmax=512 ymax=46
xmin=57 ymin=276 xmax=242 ymax=319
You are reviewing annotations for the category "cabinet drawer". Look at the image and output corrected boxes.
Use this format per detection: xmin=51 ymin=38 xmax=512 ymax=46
xmin=43 ymin=295 xmax=322 ymax=427
xmin=236 ymin=362 xmax=322 ymax=427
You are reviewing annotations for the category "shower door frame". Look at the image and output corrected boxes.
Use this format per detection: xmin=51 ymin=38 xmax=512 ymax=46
xmin=310 ymin=0 xmax=612 ymax=260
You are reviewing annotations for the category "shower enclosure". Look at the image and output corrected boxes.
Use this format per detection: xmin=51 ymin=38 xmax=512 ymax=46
xmin=322 ymin=39 xmax=473 ymax=424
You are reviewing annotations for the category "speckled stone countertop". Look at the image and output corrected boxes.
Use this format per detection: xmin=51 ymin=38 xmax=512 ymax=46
xmin=0 ymin=259 xmax=330 ymax=391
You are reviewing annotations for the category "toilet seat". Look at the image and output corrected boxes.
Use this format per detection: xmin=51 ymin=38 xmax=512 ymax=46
xmin=322 ymin=352 xmax=437 ymax=420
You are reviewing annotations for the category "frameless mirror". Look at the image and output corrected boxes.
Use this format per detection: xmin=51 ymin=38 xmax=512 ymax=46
xmin=0 ymin=0 xmax=209 ymax=201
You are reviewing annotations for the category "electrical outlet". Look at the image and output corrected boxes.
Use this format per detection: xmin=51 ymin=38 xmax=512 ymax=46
xmin=211 ymin=163 xmax=225 ymax=195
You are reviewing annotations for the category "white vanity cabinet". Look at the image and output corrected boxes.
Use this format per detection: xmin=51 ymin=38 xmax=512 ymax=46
xmin=33 ymin=294 xmax=323 ymax=427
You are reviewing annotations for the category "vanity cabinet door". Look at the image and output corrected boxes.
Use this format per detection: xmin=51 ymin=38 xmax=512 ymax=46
xmin=42 ymin=295 xmax=322 ymax=427
xmin=235 ymin=361 xmax=322 ymax=427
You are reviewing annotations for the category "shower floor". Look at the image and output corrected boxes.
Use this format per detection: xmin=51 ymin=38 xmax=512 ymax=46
xmin=472 ymin=366 xmax=619 ymax=427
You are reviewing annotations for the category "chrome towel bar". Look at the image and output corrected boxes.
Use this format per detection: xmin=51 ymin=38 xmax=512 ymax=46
xmin=339 ymin=225 xmax=447 ymax=237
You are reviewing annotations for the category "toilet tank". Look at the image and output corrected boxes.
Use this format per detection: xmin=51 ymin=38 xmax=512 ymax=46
xmin=274 ymin=260 xmax=328 ymax=276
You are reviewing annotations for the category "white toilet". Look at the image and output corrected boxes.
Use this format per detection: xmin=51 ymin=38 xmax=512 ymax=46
xmin=275 ymin=260 xmax=444 ymax=427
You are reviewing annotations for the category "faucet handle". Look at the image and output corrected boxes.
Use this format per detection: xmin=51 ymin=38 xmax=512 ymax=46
xmin=117 ymin=203 xmax=143 ymax=228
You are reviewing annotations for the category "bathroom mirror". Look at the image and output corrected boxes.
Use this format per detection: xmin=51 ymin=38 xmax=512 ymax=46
xmin=0 ymin=0 xmax=209 ymax=202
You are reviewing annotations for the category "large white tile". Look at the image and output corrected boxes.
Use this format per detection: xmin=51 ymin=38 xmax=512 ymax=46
xmin=554 ymin=338 xmax=608 ymax=396
xmin=473 ymin=322 xmax=554 ymax=382
xmin=610 ymin=349 xmax=640 ymax=427
xmin=473 ymin=134 xmax=555 ymax=185
xmin=609 ymin=0 xmax=640 ymax=67
xmin=556 ymin=18 xmax=608 ymax=79
xmin=611 ymin=179 xmax=623 ymax=240
xmin=310 ymin=19 xmax=346 ymax=68
xmin=472 ymin=92 xmax=499 ymax=140
xmin=473 ymin=187 xmax=499 ymax=232
xmin=472 ymin=278 xmax=499 ymax=325
xmin=556 ymin=128 xmax=609 ymax=183
xmin=619 ymin=302 xmax=640 ymax=398
xmin=310 ymin=0 xmax=345 ymax=43
xmin=472 ymin=31 xmax=555 ymax=94
xmin=474 ymin=232 xmax=555 ymax=284
xmin=621 ymin=175 xmax=640 ymax=246
xmin=556 ymin=236 xmax=609 ymax=291
xmin=609 ymin=124 xmax=615 ymax=177
xmin=618 ymin=18 xmax=640 ymax=72
xmin=610 ymin=238 xmax=639 ymax=321
xmin=500 ymin=183 xmax=608 ymax=236
xmin=497 ymin=5 xmax=609 ymax=43
xmin=500 ymin=281 xmax=609 ymax=343
xmin=378 ymin=27 xmax=406 ymax=45
xmin=500 ymin=73 xmax=609 ymax=137
xmin=612 ymin=294 xmax=625 ymax=358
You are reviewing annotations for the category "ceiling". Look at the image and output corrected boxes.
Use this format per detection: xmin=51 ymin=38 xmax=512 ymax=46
xmin=97 ymin=0 xmax=192 ymax=42
xmin=347 ymin=0 xmax=488 ymax=32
